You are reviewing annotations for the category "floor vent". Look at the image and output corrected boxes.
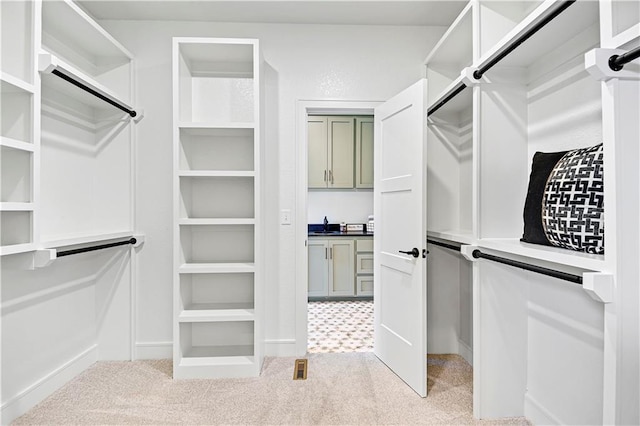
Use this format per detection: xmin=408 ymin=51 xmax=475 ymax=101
xmin=293 ymin=359 xmax=308 ymax=380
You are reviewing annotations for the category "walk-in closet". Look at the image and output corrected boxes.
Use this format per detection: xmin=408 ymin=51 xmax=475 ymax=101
xmin=1 ymin=0 xmax=638 ymax=424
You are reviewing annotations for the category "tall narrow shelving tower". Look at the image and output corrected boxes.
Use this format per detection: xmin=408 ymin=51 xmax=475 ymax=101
xmin=173 ymin=38 xmax=263 ymax=379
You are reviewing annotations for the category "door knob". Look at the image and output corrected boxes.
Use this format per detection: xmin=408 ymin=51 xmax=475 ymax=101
xmin=399 ymin=248 xmax=420 ymax=258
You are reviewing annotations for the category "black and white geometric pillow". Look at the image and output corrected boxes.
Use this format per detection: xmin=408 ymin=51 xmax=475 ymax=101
xmin=521 ymin=143 xmax=604 ymax=254
xmin=542 ymin=144 xmax=604 ymax=254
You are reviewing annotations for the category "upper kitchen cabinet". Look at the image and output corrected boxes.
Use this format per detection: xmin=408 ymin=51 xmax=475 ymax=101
xmin=355 ymin=117 xmax=374 ymax=189
xmin=308 ymin=116 xmax=354 ymax=189
xmin=308 ymin=115 xmax=373 ymax=189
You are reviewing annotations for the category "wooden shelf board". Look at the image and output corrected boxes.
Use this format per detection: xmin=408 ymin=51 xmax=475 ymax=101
xmin=179 ymin=263 xmax=255 ymax=274
xmin=424 ymin=2 xmax=474 ymax=65
xmin=179 ymin=352 xmax=254 ymax=367
xmin=178 ymin=170 xmax=255 ymax=177
xmin=178 ymin=122 xmax=255 ymax=132
xmin=0 ymin=243 xmax=36 ymax=257
xmin=0 ymin=202 xmax=35 ymax=212
xmin=41 ymin=0 xmax=133 ymax=61
xmin=178 ymin=307 xmax=255 ymax=322
xmin=427 ymin=230 xmax=475 ymax=245
xmin=427 ymin=75 xmax=473 ymax=117
xmin=40 ymin=231 xmax=134 ymax=250
xmin=178 ymin=218 xmax=255 ymax=226
xmin=475 ymin=0 xmax=599 ymax=70
xmin=40 ymin=53 xmax=133 ymax=113
xmin=0 ymin=72 xmax=35 ymax=94
xmin=477 ymin=238 xmax=606 ymax=271
xmin=0 ymin=137 xmax=35 ymax=152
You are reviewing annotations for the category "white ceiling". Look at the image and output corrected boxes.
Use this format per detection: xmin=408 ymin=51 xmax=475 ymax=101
xmin=78 ymin=0 xmax=467 ymax=26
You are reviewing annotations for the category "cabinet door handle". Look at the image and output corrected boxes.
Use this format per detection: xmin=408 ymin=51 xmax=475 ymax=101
xmin=325 ymin=247 xmax=328 ymax=259
xmin=330 ymin=248 xmax=333 ymax=259
xmin=329 ymin=170 xmax=333 ymax=184
xmin=324 ymin=170 xmax=327 ymax=182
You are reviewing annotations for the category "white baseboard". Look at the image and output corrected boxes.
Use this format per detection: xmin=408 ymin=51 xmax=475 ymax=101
xmin=525 ymin=393 xmax=563 ymax=425
xmin=264 ymin=339 xmax=298 ymax=357
xmin=1 ymin=345 xmax=98 ymax=424
xmin=458 ymin=339 xmax=473 ymax=366
xmin=134 ymin=341 xmax=172 ymax=359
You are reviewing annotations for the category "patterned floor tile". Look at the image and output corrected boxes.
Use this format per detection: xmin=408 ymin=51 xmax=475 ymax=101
xmin=307 ymin=300 xmax=374 ymax=354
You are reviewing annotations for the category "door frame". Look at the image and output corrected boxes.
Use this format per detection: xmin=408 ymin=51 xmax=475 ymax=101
xmin=294 ymin=99 xmax=382 ymax=355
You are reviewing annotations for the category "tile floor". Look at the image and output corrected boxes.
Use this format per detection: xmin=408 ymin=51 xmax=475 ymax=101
xmin=307 ymin=300 xmax=374 ymax=353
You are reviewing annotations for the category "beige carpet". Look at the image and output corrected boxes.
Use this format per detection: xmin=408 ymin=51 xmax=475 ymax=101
xmin=14 ymin=353 xmax=530 ymax=425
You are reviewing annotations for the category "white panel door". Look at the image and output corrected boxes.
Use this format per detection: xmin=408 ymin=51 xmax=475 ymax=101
xmin=374 ymin=79 xmax=428 ymax=397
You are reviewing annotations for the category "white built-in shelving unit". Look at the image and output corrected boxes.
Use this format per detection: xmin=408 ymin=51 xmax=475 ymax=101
xmin=1 ymin=0 xmax=139 ymax=259
xmin=173 ymin=38 xmax=263 ymax=379
xmin=1 ymin=0 xmax=37 ymax=256
xmin=424 ymin=0 xmax=639 ymax=424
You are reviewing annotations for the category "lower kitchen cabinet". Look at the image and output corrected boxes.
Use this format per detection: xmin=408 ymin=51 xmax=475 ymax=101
xmin=308 ymin=236 xmax=372 ymax=298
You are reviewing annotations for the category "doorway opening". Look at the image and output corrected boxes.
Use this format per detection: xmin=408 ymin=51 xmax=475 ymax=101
xmin=294 ymin=101 xmax=381 ymax=356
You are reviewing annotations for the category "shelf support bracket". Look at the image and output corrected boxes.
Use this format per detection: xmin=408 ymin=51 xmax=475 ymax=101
xmin=34 ymin=249 xmax=57 ymax=268
xmin=585 ymin=48 xmax=640 ymax=82
xmin=582 ymin=272 xmax=614 ymax=304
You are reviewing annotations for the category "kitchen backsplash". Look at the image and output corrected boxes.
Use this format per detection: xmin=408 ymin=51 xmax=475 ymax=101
xmin=308 ymin=190 xmax=373 ymax=223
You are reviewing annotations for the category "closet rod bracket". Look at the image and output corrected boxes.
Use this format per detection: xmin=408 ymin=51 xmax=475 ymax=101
xmin=582 ymin=272 xmax=614 ymax=304
xmin=585 ymin=48 xmax=640 ymax=82
xmin=460 ymin=67 xmax=482 ymax=86
xmin=33 ymin=249 xmax=57 ymax=268
xmin=460 ymin=245 xmax=478 ymax=262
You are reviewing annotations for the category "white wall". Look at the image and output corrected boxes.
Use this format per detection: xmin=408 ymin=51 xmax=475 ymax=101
xmin=308 ymin=190 xmax=373 ymax=225
xmin=100 ymin=20 xmax=444 ymax=356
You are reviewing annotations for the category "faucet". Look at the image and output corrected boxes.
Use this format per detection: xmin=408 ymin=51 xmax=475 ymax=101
xmin=323 ymin=216 xmax=328 ymax=232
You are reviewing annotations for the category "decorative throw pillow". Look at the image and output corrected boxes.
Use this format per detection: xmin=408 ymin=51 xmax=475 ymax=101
xmin=521 ymin=143 xmax=604 ymax=254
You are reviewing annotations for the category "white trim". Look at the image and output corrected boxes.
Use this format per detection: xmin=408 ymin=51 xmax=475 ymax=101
xmin=134 ymin=341 xmax=173 ymax=360
xmin=458 ymin=339 xmax=473 ymax=367
xmin=295 ymin=100 xmax=382 ymax=356
xmin=0 ymin=345 xmax=97 ymax=424
xmin=264 ymin=339 xmax=298 ymax=357
xmin=524 ymin=392 xmax=564 ymax=425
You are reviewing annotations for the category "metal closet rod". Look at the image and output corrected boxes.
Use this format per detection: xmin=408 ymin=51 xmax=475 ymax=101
xmin=57 ymin=238 xmax=137 ymax=258
xmin=427 ymin=0 xmax=575 ymax=116
xmin=472 ymin=0 xmax=576 ymax=80
xmin=609 ymin=45 xmax=640 ymax=71
xmin=427 ymin=82 xmax=467 ymax=116
xmin=427 ymin=239 xmax=463 ymax=252
xmin=51 ymin=69 xmax=137 ymax=118
xmin=471 ymin=249 xmax=583 ymax=285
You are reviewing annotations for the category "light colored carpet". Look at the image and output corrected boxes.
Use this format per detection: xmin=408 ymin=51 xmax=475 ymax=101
xmin=308 ymin=300 xmax=374 ymax=353
xmin=14 ymin=353 xmax=530 ymax=425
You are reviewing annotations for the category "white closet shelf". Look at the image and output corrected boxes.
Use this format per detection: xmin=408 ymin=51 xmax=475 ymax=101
xmin=178 ymin=308 xmax=255 ymax=322
xmin=0 ymin=72 xmax=35 ymax=94
xmin=476 ymin=238 xmax=606 ymax=271
xmin=0 ymin=137 xmax=35 ymax=152
xmin=427 ymin=230 xmax=475 ymax=245
xmin=179 ymin=218 xmax=255 ymax=226
xmin=610 ymin=23 xmax=640 ymax=49
xmin=39 ymin=52 xmax=134 ymax=114
xmin=179 ymin=171 xmax=255 ymax=177
xmin=40 ymin=231 xmax=135 ymax=250
xmin=0 ymin=202 xmax=34 ymax=212
xmin=474 ymin=0 xmax=598 ymax=70
xmin=427 ymin=75 xmax=472 ymax=116
xmin=178 ymin=122 xmax=255 ymax=131
xmin=41 ymin=0 xmax=132 ymax=62
xmin=0 ymin=243 xmax=37 ymax=257
xmin=423 ymin=1 xmax=473 ymax=65
xmin=179 ymin=353 xmax=254 ymax=367
xmin=179 ymin=263 xmax=255 ymax=274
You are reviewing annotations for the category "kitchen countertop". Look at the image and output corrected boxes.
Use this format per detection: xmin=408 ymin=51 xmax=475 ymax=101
xmin=308 ymin=231 xmax=373 ymax=237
